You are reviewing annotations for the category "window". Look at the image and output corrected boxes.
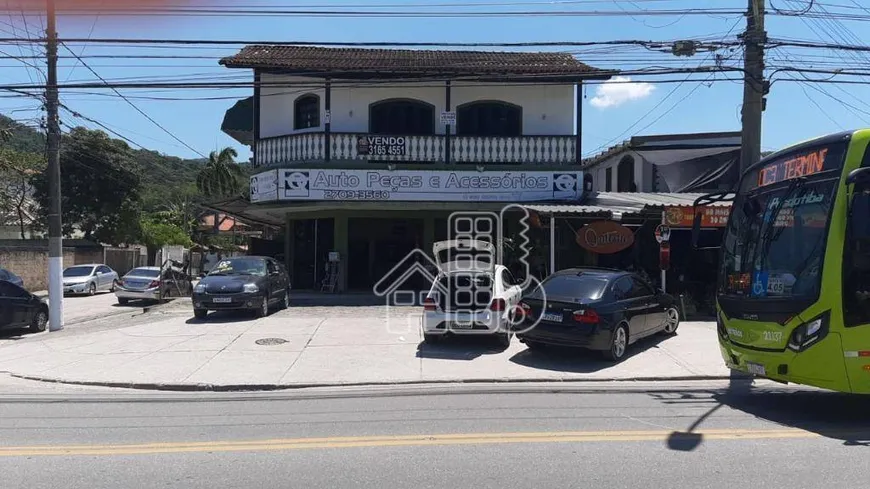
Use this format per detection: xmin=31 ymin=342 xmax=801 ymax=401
xmin=456 ymin=101 xmax=522 ymax=137
xmin=605 ymin=167 xmax=613 ymax=192
xmin=267 ymin=260 xmax=278 ymax=275
xmin=369 ymin=99 xmax=435 ymax=135
xmin=0 ymin=281 xmax=27 ymax=299
xmin=613 ymin=277 xmax=633 ymax=300
xmin=844 ymin=145 xmax=870 ymax=327
xmin=630 ymin=277 xmax=654 ymax=298
xmin=294 ymin=94 xmax=320 ymax=130
xmin=98 ymin=266 xmax=112 ymax=274
xmin=501 ymin=269 xmax=516 ymax=286
xmin=617 ymin=155 xmax=637 ymax=192
xmin=63 ymin=266 xmax=94 ymax=278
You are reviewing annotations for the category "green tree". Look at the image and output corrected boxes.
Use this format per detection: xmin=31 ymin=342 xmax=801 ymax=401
xmin=30 ymin=127 xmax=143 ymax=245
xmin=196 ymin=147 xmax=243 ymax=199
xmin=153 ymin=196 xmax=200 ymax=237
xmin=0 ymin=149 xmax=44 ymax=238
xmin=140 ymin=218 xmax=192 ymax=266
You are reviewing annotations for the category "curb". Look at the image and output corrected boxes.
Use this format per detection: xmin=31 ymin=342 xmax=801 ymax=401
xmin=9 ymin=373 xmax=749 ymax=392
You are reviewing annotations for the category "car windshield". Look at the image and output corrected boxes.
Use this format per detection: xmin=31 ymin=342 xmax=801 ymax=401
xmin=208 ymin=258 xmax=267 ymax=276
xmin=128 ymin=268 xmax=161 ymax=278
xmin=63 ymin=266 xmax=94 ymax=277
xmin=720 ymin=173 xmax=840 ymax=300
xmin=529 ymin=273 xmax=610 ymax=301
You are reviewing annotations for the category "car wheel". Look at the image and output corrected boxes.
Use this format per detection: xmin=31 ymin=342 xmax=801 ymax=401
xmin=254 ymin=296 xmax=269 ymax=318
xmin=88 ymin=283 xmax=96 ymax=296
xmin=494 ymin=331 xmax=511 ymax=349
xmin=661 ymin=307 xmax=680 ymax=335
xmin=30 ymin=308 xmax=48 ymax=333
xmin=280 ymin=289 xmax=290 ymax=310
xmin=603 ymin=323 xmax=629 ymax=362
xmin=118 ymin=298 xmax=129 ymax=306
xmin=423 ymin=333 xmax=441 ymax=344
xmin=193 ymin=309 xmax=208 ymax=320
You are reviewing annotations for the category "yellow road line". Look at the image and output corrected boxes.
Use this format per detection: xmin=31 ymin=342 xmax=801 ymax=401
xmin=0 ymin=429 xmax=827 ymax=457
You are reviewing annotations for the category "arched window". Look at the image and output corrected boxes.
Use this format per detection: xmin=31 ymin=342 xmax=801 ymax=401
xmin=617 ymin=155 xmax=637 ymax=192
xmin=294 ymin=94 xmax=320 ymax=130
xmin=456 ymin=101 xmax=522 ymax=137
xmin=369 ymin=99 xmax=435 ymax=135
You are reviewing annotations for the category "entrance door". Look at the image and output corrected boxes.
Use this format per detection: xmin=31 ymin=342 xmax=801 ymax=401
xmin=348 ymin=239 xmax=371 ymax=290
xmin=293 ymin=220 xmax=317 ymax=290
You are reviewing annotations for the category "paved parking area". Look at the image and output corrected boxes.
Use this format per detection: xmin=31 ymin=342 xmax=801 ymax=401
xmin=0 ymin=301 xmax=730 ymax=389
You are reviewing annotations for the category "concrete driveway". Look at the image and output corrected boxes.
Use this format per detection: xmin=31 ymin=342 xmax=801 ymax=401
xmin=0 ymin=300 xmax=732 ymax=389
xmin=36 ymin=289 xmax=144 ymax=327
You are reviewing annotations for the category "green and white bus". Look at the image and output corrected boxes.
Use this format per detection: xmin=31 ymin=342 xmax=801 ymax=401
xmin=694 ymin=129 xmax=870 ymax=394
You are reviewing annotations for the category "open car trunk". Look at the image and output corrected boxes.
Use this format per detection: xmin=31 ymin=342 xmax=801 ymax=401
xmin=435 ymin=272 xmax=494 ymax=312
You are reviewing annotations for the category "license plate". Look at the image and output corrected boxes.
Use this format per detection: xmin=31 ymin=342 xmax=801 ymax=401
xmin=746 ymin=362 xmax=766 ymax=376
xmin=451 ymin=321 xmax=474 ymax=329
xmin=542 ymin=312 xmax=563 ymax=323
xmin=212 ymin=297 xmax=232 ymax=303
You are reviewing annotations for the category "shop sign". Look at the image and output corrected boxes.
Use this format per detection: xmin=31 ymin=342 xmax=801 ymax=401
xmin=272 ymin=169 xmax=584 ymax=202
xmin=440 ymin=111 xmax=456 ymax=125
xmin=575 ymin=221 xmax=634 ymax=254
xmin=357 ymin=136 xmax=407 ymax=157
xmin=663 ymin=205 xmax=730 ymax=228
xmin=249 ymin=169 xmax=278 ymax=203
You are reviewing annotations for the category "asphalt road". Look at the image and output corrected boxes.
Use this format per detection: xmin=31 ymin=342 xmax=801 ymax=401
xmin=0 ymin=379 xmax=868 ymax=488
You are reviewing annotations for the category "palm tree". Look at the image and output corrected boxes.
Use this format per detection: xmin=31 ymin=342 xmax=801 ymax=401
xmin=156 ymin=197 xmax=200 ymax=237
xmin=196 ymin=147 xmax=243 ymax=199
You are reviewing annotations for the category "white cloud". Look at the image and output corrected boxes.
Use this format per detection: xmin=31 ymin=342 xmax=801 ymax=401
xmin=590 ymin=76 xmax=656 ymax=109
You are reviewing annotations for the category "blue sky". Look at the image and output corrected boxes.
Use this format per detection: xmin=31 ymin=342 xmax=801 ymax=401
xmin=2 ymin=0 xmax=869 ymax=161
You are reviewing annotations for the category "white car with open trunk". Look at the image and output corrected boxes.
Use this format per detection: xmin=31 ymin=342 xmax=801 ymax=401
xmin=422 ymin=239 xmax=523 ymax=347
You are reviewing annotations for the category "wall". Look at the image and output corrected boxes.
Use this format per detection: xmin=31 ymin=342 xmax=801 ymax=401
xmin=592 ymin=150 xmax=652 ymax=192
xmin=0 ymin=246 xmax=103 ymax=291
xmin=259 ymin=75 xmax=576 ymax=139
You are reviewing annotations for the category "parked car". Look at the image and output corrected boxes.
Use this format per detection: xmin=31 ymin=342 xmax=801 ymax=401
xmin=191 ymin=256 xmax=290 ymax=320
xmin=115 ymin=266 xmax=192 ymax=305
xmin=515 ymin=267 xmax=680 ymax=361
xmin=62 ymin=264 xmax=119 ymax=296
xmin=0 ymin=268 xmax=24 ymax=288
xmin=422 ymin=240 xmax=523 ymax=347
xmin=0 ymin=280 xmax=49 ymax=333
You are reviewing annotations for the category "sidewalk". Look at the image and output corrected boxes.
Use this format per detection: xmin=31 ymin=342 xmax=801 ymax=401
xmin=0 ymin=303 xmax=731 ymax=390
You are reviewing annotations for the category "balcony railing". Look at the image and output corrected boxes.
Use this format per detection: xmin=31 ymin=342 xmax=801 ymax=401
xmin=256 ymin=132 xmax=577 ymax=166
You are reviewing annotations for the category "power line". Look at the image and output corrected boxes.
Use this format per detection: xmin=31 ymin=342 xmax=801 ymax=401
xmin=59 ymin=41 xmax=206 ymax=158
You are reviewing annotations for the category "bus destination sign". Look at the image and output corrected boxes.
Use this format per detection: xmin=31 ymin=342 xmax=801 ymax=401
xmin=757 ymin=148 xmax=830 ymax=188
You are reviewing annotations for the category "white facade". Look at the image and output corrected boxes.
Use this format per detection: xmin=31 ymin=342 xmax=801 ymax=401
xmin=590 ymin=150 xmax=656 ymax=193
xmin=259 ymin=74 xmax=576 ymax=139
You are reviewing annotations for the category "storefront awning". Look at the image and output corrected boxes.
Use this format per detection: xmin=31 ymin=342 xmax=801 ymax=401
xmin=524 ymin=192 xmax=731 ymax=222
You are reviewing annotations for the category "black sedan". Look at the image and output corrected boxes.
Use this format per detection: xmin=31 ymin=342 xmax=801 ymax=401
xmin=514 ymin=268 xmax=680 ymax=361
xmin=191 ymin=256 xmax=291 ymax=320
xmin=0 ymin=280 xmax=49 ymax=333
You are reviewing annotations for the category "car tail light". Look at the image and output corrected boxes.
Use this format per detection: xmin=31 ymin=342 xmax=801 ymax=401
xmin=423 ymin=297 xmax=437 ymax=312
xmin=148 ymin=280 xmax=160 ymax=288
xmin=572 ymin=308 xmax=599 ymax=324
xmin=489 ymin=298 xmax=506 ymax=311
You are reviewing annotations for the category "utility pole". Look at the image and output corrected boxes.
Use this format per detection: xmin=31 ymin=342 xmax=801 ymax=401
xmin=45 ymin=0 xmax=64 ymax=332
xmin=740 ymin=0 xmax=767 ymax=174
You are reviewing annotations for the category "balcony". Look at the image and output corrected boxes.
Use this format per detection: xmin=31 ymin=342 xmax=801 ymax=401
xmin=255 ymin=132 xmax=578 ymax=166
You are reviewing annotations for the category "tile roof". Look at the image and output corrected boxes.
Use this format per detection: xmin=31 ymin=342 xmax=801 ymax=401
xmin=220 ymin=46 xmax=606 ymax=79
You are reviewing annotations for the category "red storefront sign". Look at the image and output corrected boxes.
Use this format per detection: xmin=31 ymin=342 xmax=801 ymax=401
xmin=663 ymin=205 xmax=730 ymax=228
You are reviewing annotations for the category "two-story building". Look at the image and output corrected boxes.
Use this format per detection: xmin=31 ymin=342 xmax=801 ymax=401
xmin=216 ymin=46 xmax=610 ymax=291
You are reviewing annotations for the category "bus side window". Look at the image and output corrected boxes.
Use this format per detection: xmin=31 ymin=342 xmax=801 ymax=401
xmin=843 ymin=144 xmax=870 ymax=327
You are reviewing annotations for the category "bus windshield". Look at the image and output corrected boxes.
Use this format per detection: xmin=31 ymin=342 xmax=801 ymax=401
xmin=719 ymin=142 xmax=847 ymax=300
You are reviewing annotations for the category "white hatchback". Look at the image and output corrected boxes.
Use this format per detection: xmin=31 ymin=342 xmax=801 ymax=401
xmin=422 ymin=240 xmax=523 ymax=347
